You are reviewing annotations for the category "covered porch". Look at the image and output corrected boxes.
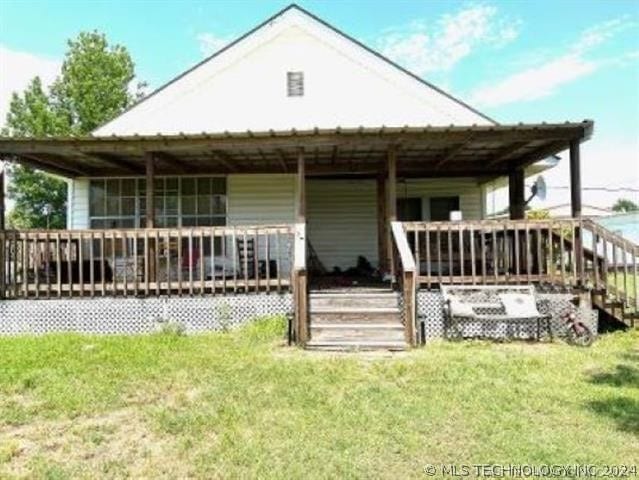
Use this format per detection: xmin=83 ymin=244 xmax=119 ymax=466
xmin=2 ymin=121 xmax=619 ymax=343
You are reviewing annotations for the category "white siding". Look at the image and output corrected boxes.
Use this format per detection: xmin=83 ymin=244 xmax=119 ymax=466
xmin=227 ymin=174 xmax=296 ymax=225
xmin=227 ymin=174 xmax=297 ymax=276
xmin=307 ymin=179 xmax=378 ymax=271
xmin=307 ymin=178 xmax=484 ymax=270
xmin=69 ymin=174 xmax=297 ymax=230
xmin=95 ymin=8 xmax=490 ymax=136
xmin=68 ymin=178 xmax=89 ymax=229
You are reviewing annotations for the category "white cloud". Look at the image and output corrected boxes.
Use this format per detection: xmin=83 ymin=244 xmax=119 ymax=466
xmin=377 ymin=4 xmax=519 ymax=75
xmin=197 ymin=32 xmax=233 ymax=57
xmin=469 ymin=16 xmax=638 ymax=108
xmin=470 ymin=55 xmax=598 ymax=107
xmin=0 ymin=45 xmax=60 ymax=127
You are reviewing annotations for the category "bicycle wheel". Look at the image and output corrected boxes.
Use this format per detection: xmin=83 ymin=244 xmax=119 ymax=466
xmin=567 ymin=322 xmax=594 ymax=347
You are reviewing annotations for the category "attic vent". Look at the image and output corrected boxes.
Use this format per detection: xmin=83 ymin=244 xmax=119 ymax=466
xmin=287 ymin=71 xmax=304 ymax=97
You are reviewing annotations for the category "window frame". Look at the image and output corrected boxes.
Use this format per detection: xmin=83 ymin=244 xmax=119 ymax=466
xmin=88 ymin=175 xmax=227 ymax=229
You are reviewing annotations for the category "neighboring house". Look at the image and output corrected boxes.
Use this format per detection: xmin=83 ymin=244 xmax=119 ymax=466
xmin=2 ymin=4 xmax=633 ymax=348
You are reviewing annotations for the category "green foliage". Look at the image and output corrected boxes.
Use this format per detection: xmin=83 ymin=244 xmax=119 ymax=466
xmin=3 ymin=31 xmax=144 ymax=229
xmin=6 ymin=167 xmax=67 ymax=228
xmin=611 ymin=198 xmax=638 ymax=213
xmin=526 ymin=208 xmax=550 ymax=219
xmin=50 ymin=31 xmax=144 ymax=134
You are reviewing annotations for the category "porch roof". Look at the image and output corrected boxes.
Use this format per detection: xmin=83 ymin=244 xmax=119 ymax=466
xmin=0 ymin=120 xmax=593 ymax=178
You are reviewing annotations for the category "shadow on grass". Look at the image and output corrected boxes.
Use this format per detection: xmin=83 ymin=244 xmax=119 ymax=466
xmin=587 ymin=349 xmax=639 ymax=435
xmin=590 ymin=364 xmax=639 ymax=388
xmin=588 ymin=397 xmax=639 ymax=435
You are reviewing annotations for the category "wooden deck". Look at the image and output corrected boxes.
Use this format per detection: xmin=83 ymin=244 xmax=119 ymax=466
xmin=399 ymin=218 xmax=638 ymax=327
xmin=1 ymin=218 xmax=637 ymax=347
xmin=0 ymin=225 xmax=295 ymax=299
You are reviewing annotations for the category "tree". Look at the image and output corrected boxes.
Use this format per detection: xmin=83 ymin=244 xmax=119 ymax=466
xmin=611 ymin=198 xmax=638 ymax=213
xmin=4 ymin=77 xmax=69 ymax=228
xmin=4 ymin=31 xmax=144 ymax=228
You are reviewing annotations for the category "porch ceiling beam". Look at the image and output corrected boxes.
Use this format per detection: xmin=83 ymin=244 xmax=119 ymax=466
xmin=486 ymin=141 xmax=530 ymax=166
xmin=15 ymin=153 xmax=89 ymax=177
xmin=209 ymin=150 xmax=237 ymax=173
xmin=331 ymin=145 xmax=339 ymax=164
xmin=509 ymin=140 xmax=568 ymax=169
xmin=435 ymin=136 xmax=474 ymax=168
xmin=152 ymin=151 xmax=191 ymax=173
xmin=81 ymin=152 xmax=144 ymax=174
xmin=275 ymin=148 xmax=288 ymax=172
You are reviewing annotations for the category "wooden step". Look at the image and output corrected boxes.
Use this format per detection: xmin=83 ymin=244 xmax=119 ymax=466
xmin=305 ymin=340 xmax=407 ymax=351
xmin=311 ymin=323 xmax=405 ymax=343
xmin=310 ymin=292 xmax=399 ymax=310
xmin=310 ymin=309 xmax=401 ymax=324
xmin=307 ymin=290 xmax=405 ymax=350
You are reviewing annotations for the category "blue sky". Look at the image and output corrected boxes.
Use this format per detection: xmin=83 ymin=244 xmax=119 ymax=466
xmin=1 ymin=0 xmax=638 ymax=208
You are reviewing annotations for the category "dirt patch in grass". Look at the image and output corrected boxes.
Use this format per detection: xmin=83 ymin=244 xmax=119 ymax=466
xmin=0 ymin=407 xmax=193 ymax=479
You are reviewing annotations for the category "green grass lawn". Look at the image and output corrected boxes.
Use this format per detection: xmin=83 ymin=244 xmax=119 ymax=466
xmin=0 ymin=318 xmax=637 ymax=479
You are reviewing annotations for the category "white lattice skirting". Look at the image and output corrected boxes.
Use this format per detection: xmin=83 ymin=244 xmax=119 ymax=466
xmin=417 ymin=290 xmax=598 ymax=341
xmin=0 ymin=294 xmax=292 ymax=335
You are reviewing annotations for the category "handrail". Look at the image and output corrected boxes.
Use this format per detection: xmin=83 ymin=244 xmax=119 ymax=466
xmin=402 ymin=217 xmax=638 ymax=324
xmin=2 ymin=224 xmax=294 ymax=237
xmin=391 ymin=221 xmax=416 ymax=272
xmin=0 ymin=224 xmax=295 ymax=300
xmin=390 ymin=221 xmax=417 ymax=346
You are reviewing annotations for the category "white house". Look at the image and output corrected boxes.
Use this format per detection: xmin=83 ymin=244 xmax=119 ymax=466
xmin=1 ymin=4 xmax=614 ymax=348
xmin=66 ymin=4 xmax=564 ymax=272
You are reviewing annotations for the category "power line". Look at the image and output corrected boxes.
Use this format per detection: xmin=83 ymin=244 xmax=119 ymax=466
xmin=546 ymin=186 xmax=639 ymax=192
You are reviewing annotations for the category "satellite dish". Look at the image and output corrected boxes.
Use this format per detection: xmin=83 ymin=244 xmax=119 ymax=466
xmin=534 ymin=176 xmax=547 ymax=201
xmin=526 ymin=175 xmax=546 ymax=205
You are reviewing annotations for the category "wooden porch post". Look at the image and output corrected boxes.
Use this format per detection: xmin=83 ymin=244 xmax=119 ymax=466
xmin=387 ymin=148 xmax=397 ymax=274
xmin=377 ymin=173 xmax=388 ymax=272
xmin=296 ymin=149 xmax=306 ymax=224
xmin=145 ymin=153 xmax=155 ymax=228
xmin=0 ymin=165 xmax=5 ymax=299
xmin=294 ymin=149 xmax=308 ymax=344
xmin=569 ymin=139 xmax=585 ymax=284
xmin=569 ymin=139 xmax=582 ymax=218
xmin=145 ymin=153 xmax=156 ymax=284
xmin=508 ymin=168 xmax=525 ymax=220
xmin=0 ymin=165 xmax=5 ymax=231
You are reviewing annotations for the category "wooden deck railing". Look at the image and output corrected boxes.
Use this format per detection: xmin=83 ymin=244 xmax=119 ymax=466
xmin=391 ymin=221 xmax=417 ymax=346
xmin=0 ymin=225 xmax=295 ymax=299
xmin=402 ymin=218 xmax=638 ymax=313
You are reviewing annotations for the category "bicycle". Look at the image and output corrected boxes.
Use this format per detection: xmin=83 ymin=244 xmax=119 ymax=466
xmin=560 ymin=309 xmax=594 ymax=347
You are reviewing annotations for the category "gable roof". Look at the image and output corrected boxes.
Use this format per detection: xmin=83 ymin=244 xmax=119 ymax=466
xmin=94 ymin=4 xmax=496 ymax=136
